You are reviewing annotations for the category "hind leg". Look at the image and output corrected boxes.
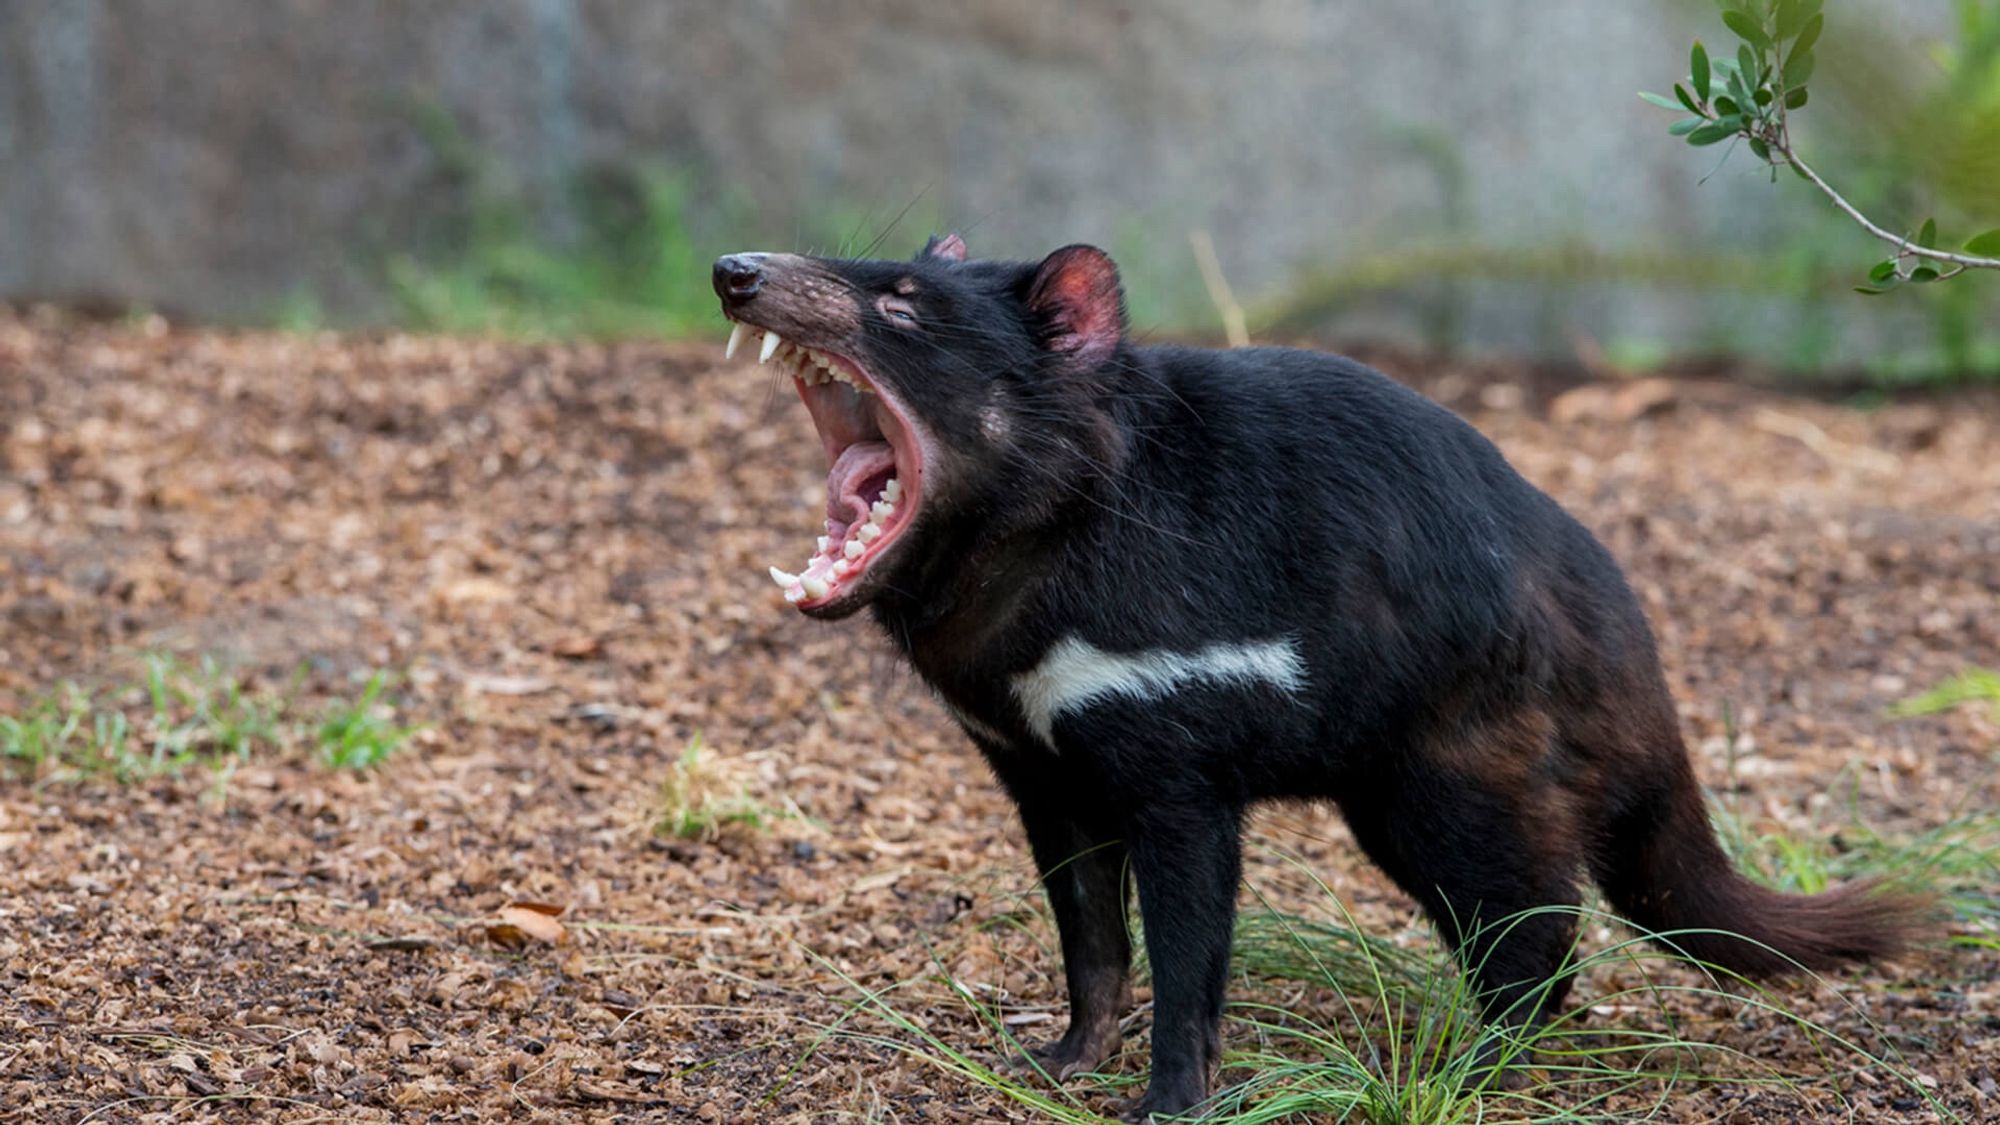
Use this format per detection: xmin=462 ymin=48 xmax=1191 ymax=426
xmin=1337 ymin=750 xmax=1582 ymax=1061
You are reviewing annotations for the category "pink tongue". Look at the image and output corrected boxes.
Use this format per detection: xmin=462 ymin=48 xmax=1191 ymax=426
xmin=827 ymin=441 xmax=895 ymax=525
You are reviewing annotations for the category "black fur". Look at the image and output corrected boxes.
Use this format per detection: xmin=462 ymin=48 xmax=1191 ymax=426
xmin=712 ymin=241 xmax=1926 ymax=1121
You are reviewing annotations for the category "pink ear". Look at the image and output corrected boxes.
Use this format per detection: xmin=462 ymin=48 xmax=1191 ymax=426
xmin=920 ymin=232 xmax=968 ymax=262
xmin=1027 ymin=245 xmax=1124 ymax=367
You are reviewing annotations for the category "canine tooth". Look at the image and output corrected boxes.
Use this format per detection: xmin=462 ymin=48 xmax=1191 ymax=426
xmin=844 ymin=539 xmax=864 ymax=559
xmin=768 ymin=566 xmax=798 ymax=588
xmin=871 ymin=500 xmax=895 ymax=520
xmin=784 ymin=586 xmax=807 ymax=603
xmin=882 ymin=478 xmax=901 ymax=501
xmin=857 ymin=521 xmax=882 ymax=542
xmin=759 ymin=332 xmax=782 ymax=363
xmin=726 ymin=322 xmax=750 ymax=360
xmin=801 ymin=575 xmax=829 ymax=598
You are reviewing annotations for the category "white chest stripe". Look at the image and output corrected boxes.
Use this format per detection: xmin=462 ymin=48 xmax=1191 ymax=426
xmin=1009 ymin=635 xmax=1307 ymax=748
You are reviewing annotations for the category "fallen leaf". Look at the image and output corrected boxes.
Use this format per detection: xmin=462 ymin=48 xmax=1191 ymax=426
xmin=550 ymin=635 xmax=604 ymax=659
xmin=484 ymin=923 xmax=533 ymax=951
xmin=490 ymin=902 xmax=568 ymax=947
xmin=505 ymin=900 xmax=566 ymax=917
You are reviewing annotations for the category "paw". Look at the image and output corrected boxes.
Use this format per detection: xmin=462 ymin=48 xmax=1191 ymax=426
xmin=1117 ymin=1096 xmax=1199 ymax=1123
xmin=1017 ymin=1032 xmax=1114 ymax=1083
xmin=1116 ymin=1082 xmax=1207 ymax=1123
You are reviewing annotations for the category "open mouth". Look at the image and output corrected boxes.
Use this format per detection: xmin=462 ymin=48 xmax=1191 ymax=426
xmin=725 ymin=321 xmax=925 ymax=613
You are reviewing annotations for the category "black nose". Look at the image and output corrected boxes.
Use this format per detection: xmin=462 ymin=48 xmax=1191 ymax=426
xmin=713 ymin=253 xmax=767 ymax=303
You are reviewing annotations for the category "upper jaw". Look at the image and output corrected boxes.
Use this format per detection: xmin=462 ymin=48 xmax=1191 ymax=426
xmin=724 ymin=319 xmax=934 ymax=617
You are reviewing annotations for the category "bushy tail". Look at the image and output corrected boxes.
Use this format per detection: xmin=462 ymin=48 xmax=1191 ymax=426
xmin=1592 ymin=763 xmax=1931 ymax=978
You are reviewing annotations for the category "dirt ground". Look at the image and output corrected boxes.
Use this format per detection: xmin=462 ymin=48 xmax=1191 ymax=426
xmin=2 ymin=311 xmax=1997 ymax=1123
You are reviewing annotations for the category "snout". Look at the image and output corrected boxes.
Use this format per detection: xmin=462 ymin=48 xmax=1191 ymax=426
xmin=713 ymin=253 xmax=768 ymax=306
xmin=710 ymin=251 xmax=862 ymax=340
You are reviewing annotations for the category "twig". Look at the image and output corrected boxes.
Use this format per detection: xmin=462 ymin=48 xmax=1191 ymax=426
xmin=1189 ymin=229 xmax=1250 ymax=347
xmin=1751 ymin=408 xmax=1901 ymax=475
xmin=1773 ymin=140 xmax=2000 ymax=273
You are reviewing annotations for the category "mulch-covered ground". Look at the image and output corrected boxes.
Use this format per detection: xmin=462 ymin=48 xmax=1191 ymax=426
xmin=1 ymin=310 xmax=1996 ymax=1123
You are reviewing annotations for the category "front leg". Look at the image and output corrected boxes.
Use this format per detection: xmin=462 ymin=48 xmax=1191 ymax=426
xmin=1013 ymin=797 xmax=1133 ymax=1081
xmin=1124 ymin=799 xmax=1243 ymax=1122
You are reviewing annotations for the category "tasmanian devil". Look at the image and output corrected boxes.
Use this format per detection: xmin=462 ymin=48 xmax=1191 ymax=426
xmin=709 ymin=236 xmax=1925 ymax=1121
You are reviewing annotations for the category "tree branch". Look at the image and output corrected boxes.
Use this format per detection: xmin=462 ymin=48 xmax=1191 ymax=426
xmin=1772 ymin=138 xmax=2000 ymax=272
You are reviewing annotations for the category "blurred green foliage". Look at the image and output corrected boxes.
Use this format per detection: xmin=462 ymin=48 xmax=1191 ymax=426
xmin=1646 ymin=0 xmax=2000 ymax=292
xmin=382 ymin=101 xmax=733 ymax=338
xmin=357 ymin=24 xmax=2000 ymax=383
xmin=1632 ymin=0 xmax=2000 ymax=380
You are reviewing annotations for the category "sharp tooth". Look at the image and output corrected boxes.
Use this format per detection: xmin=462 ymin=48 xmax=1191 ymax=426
xmin=844 ymin=539 xmax=864 ymax=559
xmin=759 ymin=332 xmax=782 ymax=363
xmin=857 ymin=521 xmax=882 ymax=542
xmin=882 ymin=478 xmax=901 ymax=501
xmin=768 ymin=566 xmax=798 ymax=588
xmin=871 ymin=500 xmax=895 ymax=521
xmin=817 ymin=536 xmax=830 ymax=552
xmin=784 ymin=587 xmax=807 ymax=603
xmin=726 ymin=322 xmax=750 ymax=360
xmin=801 ymin=575 xmax=829 ymax=598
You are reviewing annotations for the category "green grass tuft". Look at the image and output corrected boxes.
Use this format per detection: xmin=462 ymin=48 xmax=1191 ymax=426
xmin=653 ymin=733 xmax=791 ymax=840
xmin=1890 ymin=667 xmax=2000 ymax=724
xmin=0 ymin=656 xmax=416 ymax=784
xmin=315 ymin=671 xmax=418 ymax=770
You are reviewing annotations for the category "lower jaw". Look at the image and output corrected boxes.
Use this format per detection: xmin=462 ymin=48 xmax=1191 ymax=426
xmin=768 ymin=501 xmax=912 ymax=611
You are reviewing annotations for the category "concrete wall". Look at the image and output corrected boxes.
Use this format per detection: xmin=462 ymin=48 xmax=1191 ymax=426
xmin=0 ymin=0 xmax=1956 ymax=352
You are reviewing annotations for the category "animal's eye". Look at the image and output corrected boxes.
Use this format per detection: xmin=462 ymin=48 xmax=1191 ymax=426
xmin=877 ymin=297 xmax=919 ymax=326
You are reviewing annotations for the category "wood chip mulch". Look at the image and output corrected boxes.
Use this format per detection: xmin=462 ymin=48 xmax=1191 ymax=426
xmin=1 ymin=313 xmax=1995 ymax=1122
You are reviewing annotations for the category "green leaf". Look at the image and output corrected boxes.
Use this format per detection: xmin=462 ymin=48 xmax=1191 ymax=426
xmin=1727 ymin=71 xmax=1754 ymax=113
xmin=1738 ymin=45 xmax=1761 ymax=86
xmin=1963 ymin=229 xmax=2000 ymax=256
xmin=1669 ymin=116 xmax=1707 ymax=136
xmin=1853 ymin=286 xmax=1890 ymax=295
xmin=1783 ymin=49 xmax=1815 ymax=88
xmin=1715 ymin=95 xmax=1741 ymax=116
xmin=1754 ymin=86 xmax=1773 ymax=106
xmin=1723 ymin=9 xmax=1772 ymax=51
xmin=1639 ymin=91 xmax=1683 ymax=110
xmin=1785 ymin=86 xmax=1809 ymax=109
xmin=1775 ymin=0 xmax=1807 ymax=40
xmin=1791 ymin=13 xmax=1823 ymax=59
xmin=1687 ymin=121 xmax=1738 ymax=146
xmin=1748 ymin=136 xmax=1771 ymax=160
xmin=1917 ymin=218 xmax=1937 ymax=248
xmin=1692 ymin=40 xmax=1711 ymax=100
xmin=1868 ymin=259 xmax=1899 ymax=283
xmin=1910 ymin=267 xmax=1940 ymax=283
xmin=1676 ymin=82 xmax=1704 ymax=114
